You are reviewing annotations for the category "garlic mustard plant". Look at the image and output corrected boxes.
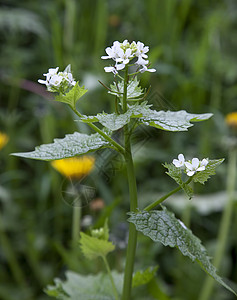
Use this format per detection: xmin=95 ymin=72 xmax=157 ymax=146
xmin=12 ymin=40 xmax=236 ymax=300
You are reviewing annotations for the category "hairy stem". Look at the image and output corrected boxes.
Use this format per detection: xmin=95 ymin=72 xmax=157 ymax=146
xmin=144 ymin=177 xmax=192 ymax=211
xmin=71 ymin=107 xmax=125 ymax=154
xmin=122 ymin=66 xmax=138 ymax=300
xmin=198 ymin=148 xmax=237 ymax=300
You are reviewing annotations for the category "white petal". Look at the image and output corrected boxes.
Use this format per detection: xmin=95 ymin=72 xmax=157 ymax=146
xmin=146 ymin=68 xmax=156 ymax=72
xmin=197 ymin=166 xmax=205 ymax=171
xmin=201 ymin=158 xmax=208 ymax=166
xmin=116 ymin=63 xmax=125 ymax=70
xmin=184 ymin=161 xmax=193 ymax=170
xmin=38 ymin=79 xmax=47 ymax=85
xmin=101 ymin=55 xmax=111 ymax=59
xmin=173 ymin=159 xmax=181 ymax=167
xmin=178 ymin=154 xmax=185 ymax=162
xmin=187 ymin=170 xmax=195 ymax=176
xmin=192 ymin=158 xmax=199 ymax=169
xmin=104 ymin=66 xmax=116 ymax=73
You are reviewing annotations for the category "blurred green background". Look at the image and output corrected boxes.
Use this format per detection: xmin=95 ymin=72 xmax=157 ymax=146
xmin=0 ymin=0 xmax=237 ymax=299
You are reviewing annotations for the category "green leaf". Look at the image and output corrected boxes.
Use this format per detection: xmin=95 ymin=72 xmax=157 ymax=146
xmin=139 ymin=108 xmax=213 ymax=131
xmin=132 ymin=266 xmax=158 ymax=288
xmin=109 ymin=77 xmax=144 ymax=100
xmin=163 ymin=163 xmax=193 ymax=199
xmin=81 ymin=103 xmax=212 ymax=132
xmin=11 ymin=131 xmax=112 ymax=161
xmin=80 ymin=232 xmax=115 ymax=260
xmin=55 ymin=82 xmax=88 ymax=108
xmin=45 ymin=271 xmax=123 ymax=300
xmin=192 ymin=159 xmax=224 ymax=184
xmin=80 ymin=102 xmax=147 ymax=131
xmin=128 ymin=207 xmax=236 ymax=296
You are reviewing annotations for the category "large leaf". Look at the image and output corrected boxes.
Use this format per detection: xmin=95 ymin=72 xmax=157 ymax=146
xmin=55 ymin=82 xmax=88 ymax=108
xmin=45 ymin=271 xmax=123 ymax=300
xmin=139 ymin=108 xmax=213 ymax=131
xmin=81 ymin=103 xmax=212 ymax=132
xmin=128 ymin=206 xmax=236 ymax=296
xmin=11 ymin=131 xmax=112 ymax=161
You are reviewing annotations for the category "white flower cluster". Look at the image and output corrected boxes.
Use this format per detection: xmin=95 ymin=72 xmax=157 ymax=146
xmin=101 ymin=40 xmax=156 ymax=74
xmin=38 ymin=65 xmax=76 ymax=93
xmin=173 ymin=154 xmax=208 ymax=177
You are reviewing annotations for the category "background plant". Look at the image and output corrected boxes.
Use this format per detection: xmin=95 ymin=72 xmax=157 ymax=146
xmin=0 ymin=1 xmax=237 ymax=300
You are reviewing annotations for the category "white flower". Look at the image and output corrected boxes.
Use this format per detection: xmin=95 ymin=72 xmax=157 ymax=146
xmin=101 ymin=40 xmax=156 ymax=74
xmin=104 ymin=66 xmax=118 ymax=75
xmin=38 ymin=66 xmax=76 ymax=92
xmin=136 ymin=41 xmax=149 ymax=59
xmin=139 ymin=65 xmax=156 ymax=73
xmin=173 ymin=154 xmax=185 ymax=168
xmin=184 ymin=158 xmax=208 ymax=176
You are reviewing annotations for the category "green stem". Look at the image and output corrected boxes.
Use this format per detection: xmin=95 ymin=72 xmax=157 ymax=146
xmin=71 ymin=107 xmax=125 ymax=154
xmin=72 ymin=204 xmax=81 ymax=244
xmin=122 ymin=65 xmax=138 ymax=300
xmin=102 ymin=256 xmax=119 ymax=300
xmin=198 ymin=149 xmax=237 ymax=300
xmin=144 ymin=177 xmax=192 ymax=212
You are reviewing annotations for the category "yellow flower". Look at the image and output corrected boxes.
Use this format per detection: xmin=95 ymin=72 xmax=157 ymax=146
xmin=0 ymin=132 xmax=9 ymax=150
xmin=50 ymin=156 xmax=95 ymax=179
xmin=225 ymin=112 xmax=237 ymax=128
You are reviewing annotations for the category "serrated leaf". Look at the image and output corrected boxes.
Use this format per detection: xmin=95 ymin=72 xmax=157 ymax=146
xmin=55 ymin=82 xmax=88 ymax=108
xmin=80 ymin=232 xmax=115 ymax=260
xmin=108 ymin=77 xmax=144 ymax=99
xmin=11 ymin=131 xmax=111 ymax=161
xmin=81 ymin=103 xmax=212 ymax=132
xmin=192 ymin=159 xmax=224 ymax=184
xmin=163 ymin=163 xmax=193 ymax=199
xmin=80 ymin=102 xmax=147 ymax=131
xmin=45 ymin=271 xmax=123 ymax=300
xmin=132 ymin=266 xmax=158 ymax=288
xmin=139 ymin=109 xmax=213 ymax=131
xmin=128 ymin=207 xmax=236 ymax=296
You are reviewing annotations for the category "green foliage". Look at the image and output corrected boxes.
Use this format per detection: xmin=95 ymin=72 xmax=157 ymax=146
xmin=109 ymin=77 xmax=144 ymax=100
xmin=132 ymin=266 xmax=158 ymax=288
xmin=80 ymin=232 xmax=115 ymax=260
xmin=192 ymin=159 xmax=225 ymax=184
xmin=81 ymin=102 xmax=212 ymax=132
xmin=55 ymin=83 xmax=88 ymax=109
xmin=45 ymin=271 xmax=123 ymax=300
xmin=128 ymin=206 xmax=236 ymax=296
xmin=163 ymin=162 xmax=193 ymax=199
xmin=11 ymin=131 xmax=112 ymax=161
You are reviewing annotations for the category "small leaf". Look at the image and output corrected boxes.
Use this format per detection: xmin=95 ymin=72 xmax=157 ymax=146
xmin=128 ymin=207 xmax=236 ymax=296
xmin=12 ymin=131 xmax=112 ymax=161
xmin=80 ymin=232 xmax=115 ymax=260
xmin=45 ymin=270 xmax=123 ymax=300
xmin=108 ymin=77 xmax=144 ymax=99
xmin=55 ymin=82 xmax=88 ymax=108
xmin=132 ymin=266 xmax=158 ymax=288
xmin=193 ymin=159 xmax=224 ymax=184
xmin=163 ymin=163 xmax=193 ymax=199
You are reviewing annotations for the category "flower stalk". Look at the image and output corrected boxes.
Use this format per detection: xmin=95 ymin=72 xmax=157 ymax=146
xmin=121 ymin=65 xmax=138 ymax=300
